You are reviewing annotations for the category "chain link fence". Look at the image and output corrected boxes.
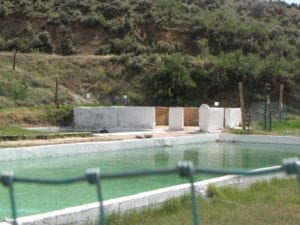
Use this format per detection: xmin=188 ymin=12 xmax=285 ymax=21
xmin=249 ymin=101 xmax=288 ymax=122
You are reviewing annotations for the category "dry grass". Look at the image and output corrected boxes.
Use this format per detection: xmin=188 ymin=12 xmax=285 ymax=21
xmin=107 ymin=179 xmax=300 ymax=225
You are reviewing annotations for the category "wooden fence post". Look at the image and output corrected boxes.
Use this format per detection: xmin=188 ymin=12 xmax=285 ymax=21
xmin=13 ymin=49 xmax=17 ymax=71
xmin=279 ymin=83 xmax=284 ymax=121
xmin=55 ymin=77 xmax=59 ymax=108
xmin=239 ymin=82 xmax=246 ymax=130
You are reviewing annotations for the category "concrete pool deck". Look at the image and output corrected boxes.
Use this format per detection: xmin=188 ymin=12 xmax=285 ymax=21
xmin=0 ymin=126 xmax=202 ymax=148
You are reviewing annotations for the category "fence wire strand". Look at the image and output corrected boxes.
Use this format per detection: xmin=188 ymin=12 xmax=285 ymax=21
xmin=1 ymin=158 xmax=300 ymax=225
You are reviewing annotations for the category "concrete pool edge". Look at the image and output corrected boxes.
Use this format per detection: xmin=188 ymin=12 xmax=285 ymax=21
xmin=0 ymin=172 xmax=290 ymax=225
xmin=1 ymin=133 xmax=300 ymax=162
xmin=0 ymin=134 xmax=219 ymax=162
xmin=218 ymin=133 xmax=300 ymax=145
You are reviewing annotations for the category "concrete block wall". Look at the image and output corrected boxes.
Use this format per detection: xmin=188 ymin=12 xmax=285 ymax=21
xmin=74 ymin=106 xmax=155 ymax=131
xmin=225 ymin=108 xmax=242 ymax=128
xmin=199 ymin=104 xmax=224 ymax=132
xmin=169 ymin=107 xmax=184 ymax=130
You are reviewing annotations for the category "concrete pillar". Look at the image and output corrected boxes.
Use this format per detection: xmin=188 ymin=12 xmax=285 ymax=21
xmin=169 ymin=107 xmax=184 ymax=130
xmin=199 ymin=104 xmax=224 ymax=132
xmin=225 ymin=108 xmax=242 ymax=128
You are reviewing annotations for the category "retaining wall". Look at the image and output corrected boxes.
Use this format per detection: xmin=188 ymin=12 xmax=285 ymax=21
xmin=74 ymin=106 xmax=155 ymax=131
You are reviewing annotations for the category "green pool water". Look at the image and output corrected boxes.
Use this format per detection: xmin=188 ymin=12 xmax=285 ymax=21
xmin=0 ymin=141 xmax=299 ymax=220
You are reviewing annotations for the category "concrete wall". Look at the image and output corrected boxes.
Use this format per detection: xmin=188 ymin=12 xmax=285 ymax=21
xmin=169 ymin=107 xmax=184 ymax=130
xmin=199 ymin=104 xmax=224 ymax=132
xmin=184 ymin=107 xmax=199 ymax=126
xmin=155 ymin=107 xmax=169 ymax=126
xmin=225 ymin=108 xmax=242 ymax=128
xmin=74 ymin=106 xmax=155 ymax=131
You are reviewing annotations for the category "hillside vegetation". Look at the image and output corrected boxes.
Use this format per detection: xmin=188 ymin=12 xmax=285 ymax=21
xmin=0 ymin=0 xmax=299 ymax=109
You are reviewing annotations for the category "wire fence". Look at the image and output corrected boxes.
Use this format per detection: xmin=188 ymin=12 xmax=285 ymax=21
xmin=249 ymin=102 xmax=288 ymax=122
xmin=1 ymin=158 xmax=300 ymax=225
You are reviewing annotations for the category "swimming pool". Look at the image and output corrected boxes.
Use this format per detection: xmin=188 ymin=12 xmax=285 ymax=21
xmin=1 ymin=140 xmax=299 ymax=220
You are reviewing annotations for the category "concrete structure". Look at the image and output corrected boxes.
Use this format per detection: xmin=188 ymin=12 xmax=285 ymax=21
xmin=169 ymin=107 xmax=184 ymax=130
xmin=199 ymin=104 xmax=224 ymax=132
xmin=74 ymin=106 xmax=155 ymax=131
xmin=225 ymin=108 xmax=242 ymax=128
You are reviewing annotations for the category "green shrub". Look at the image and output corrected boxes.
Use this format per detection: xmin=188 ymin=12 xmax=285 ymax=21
xmin=0 ymin=82 xmax=28 ymax=101
xmin=155 ymin=41 xmax=176 ymax=53
xmin=81 ymin=15 xmax=106 ymax=27
xmin=133 ymin=0 xmax=152 ymax=13
xmin=0 ymin=5 xmax=8 ymax=17
xmin=111 ymin=35 xmax=147 ymax=54
xmin=60 ymin=38 xmax=76 ymax=55
xmin=0 ymin=96 xmax=14 ymax=108
xmin=95 ymin=44 xmax=112 ymax=55
xmin=43 ymin=105 xmax=74 ymax=126
xmin=32 ymin=31 xmax=53 ymax=53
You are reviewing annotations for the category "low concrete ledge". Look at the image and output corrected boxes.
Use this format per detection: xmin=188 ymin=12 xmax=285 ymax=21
xmin=0 ymin=134 xmax=219 ymax=162
xmin=219 ymin=133 xmax=300 ymax=145
xmin=1 ymin=133 xmax=299 ymax=162
xmin=1 ymin=172 xmax=289 ymax=225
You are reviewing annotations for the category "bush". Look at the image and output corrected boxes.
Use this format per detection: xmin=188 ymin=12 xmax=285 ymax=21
xmin=95 ymin=44 xmax=112 ymax=55
xmin=133 ymin=0 xmax=152 ymax=13
xmin=100 ymin=2 xmax=129 ymax=19
xmin=0 ymin=82 xmax=28 ymax=101
xmin=60 ymin=38 xmax=76 ymax=55
xmin=0 ymin=5 xmax=8 ymax=17
xmin=0 ymin=96 xmax=14 ymax=108
xmin=111 ymin=35 xmax=148 ymax=54
xmin=155 ymin=41 xmax=176 ymax=53
xmin=32 ymin=31 xmax=53 ymax=53
xmin=43 ymin=105 xmax=74 ymax=126
xmin=81 ymin=15 xmax=106 ymax=27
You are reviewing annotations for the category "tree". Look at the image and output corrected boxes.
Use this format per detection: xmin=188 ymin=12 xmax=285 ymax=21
xmin=149 ymin=54 xmax=196 ymax=105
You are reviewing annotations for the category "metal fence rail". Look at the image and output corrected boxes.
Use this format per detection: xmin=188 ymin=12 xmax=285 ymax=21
xmin=1 ymin=158 xmax=300 ymax=225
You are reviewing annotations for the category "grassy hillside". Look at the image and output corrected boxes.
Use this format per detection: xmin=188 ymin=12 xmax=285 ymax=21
xmin=0 ymin=0 xmax=299 ymax=110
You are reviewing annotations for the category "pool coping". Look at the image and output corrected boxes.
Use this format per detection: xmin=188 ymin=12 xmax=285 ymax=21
xmin=0 ymin=133 xmax=299 ymax=162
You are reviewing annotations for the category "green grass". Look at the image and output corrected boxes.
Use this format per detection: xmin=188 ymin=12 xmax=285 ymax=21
xmin=230 ymin=114 xmax=300 ymax=136
xmin=0 ymin=124 xmax=92 ymax=141
xmin=107 ymin=179 xmax=300 ymax=225
xmin=0 ymin=124 xmax=40 ymax=135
